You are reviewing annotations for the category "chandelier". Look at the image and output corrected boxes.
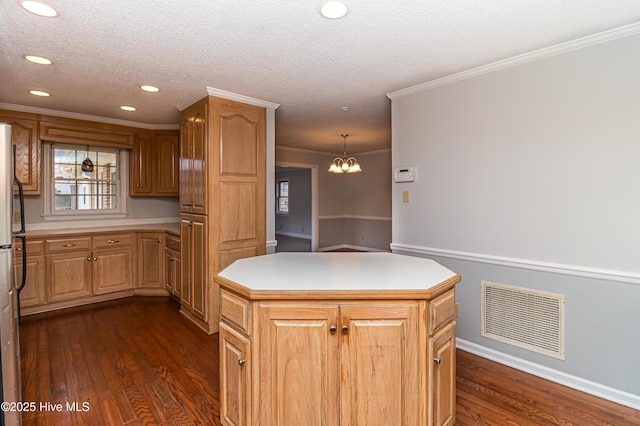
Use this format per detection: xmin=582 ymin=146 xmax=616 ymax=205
xmin=328 ymin=134 xmax=362 ymax=173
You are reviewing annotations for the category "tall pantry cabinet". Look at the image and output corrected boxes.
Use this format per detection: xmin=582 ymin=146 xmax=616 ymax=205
xmin=179 ymin=95 xmax=267 ymax=333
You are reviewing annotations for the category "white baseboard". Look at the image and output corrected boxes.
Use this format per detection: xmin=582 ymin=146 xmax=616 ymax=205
xmin=457 ymin=339 xmax=640 ymax=410
xmin=275 ymin=231 xmax=311 ymax=239
xmin=317 ymin=244 xmax=387 ymax=252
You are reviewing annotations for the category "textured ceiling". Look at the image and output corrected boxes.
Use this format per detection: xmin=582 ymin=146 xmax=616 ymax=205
xmin=2 ymin=1 xmax=640 ymax=154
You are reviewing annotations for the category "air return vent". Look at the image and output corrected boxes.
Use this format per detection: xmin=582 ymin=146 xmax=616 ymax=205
xmin=481 ymin=281 xmax=565 ymax=360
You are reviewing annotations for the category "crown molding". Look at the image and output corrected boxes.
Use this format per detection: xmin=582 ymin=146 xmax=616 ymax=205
xmin=387 ymin=21 xmax=640 ymax=100
xmin=0 ymin=102 xmax=179 ymax=130
xmin=176 ymin=86 xmax=280 ymax=111
xmin=276 ymin=144 xmax=391 ymax=156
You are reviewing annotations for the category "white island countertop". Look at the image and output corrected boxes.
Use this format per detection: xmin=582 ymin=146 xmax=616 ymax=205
xmin=215 ymin=252 xmax=461 ymax=300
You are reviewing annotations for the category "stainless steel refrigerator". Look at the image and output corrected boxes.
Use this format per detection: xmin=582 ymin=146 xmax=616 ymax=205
xmin=0 ymin=123 xmax=25 ymax=426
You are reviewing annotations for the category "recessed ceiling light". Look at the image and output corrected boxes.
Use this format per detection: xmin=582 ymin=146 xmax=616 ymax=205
xmin=29 ymin=90 xmax=50 ymax=97
xmin=320 ymin=1 xmax=348 ymax=19
xmin=24 ymin=55 xmax=52 ymax=65
xmin=140 ymin=85 xmax=160 ymax=93
xmin=120 ymin=105 xmax=137 ymax=112
xmin=21 ymin=1 xmax=58 ymax=17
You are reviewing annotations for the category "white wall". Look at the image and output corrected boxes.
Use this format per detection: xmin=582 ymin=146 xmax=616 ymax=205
xmin=390 ymin=33 xmax=640 ymax=401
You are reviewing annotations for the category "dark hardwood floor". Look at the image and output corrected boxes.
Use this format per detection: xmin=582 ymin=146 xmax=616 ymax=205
xmin=19 ymin=297 xmax=639 ymax=425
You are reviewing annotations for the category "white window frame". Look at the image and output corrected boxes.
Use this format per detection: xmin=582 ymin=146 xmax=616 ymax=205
xmin=276 ymin=179 xmax=289 ymax=214
xmin=42 ymin=142 xmax=129 ymax=221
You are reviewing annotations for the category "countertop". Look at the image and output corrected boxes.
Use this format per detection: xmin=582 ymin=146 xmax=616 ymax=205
xmin=24 ymin=222 xmax=180 ymax=238
xmin=216 ymin=252 xmax=461 ymax=299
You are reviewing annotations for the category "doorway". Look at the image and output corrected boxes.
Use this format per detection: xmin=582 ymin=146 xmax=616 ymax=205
xmin=274 ymin=162 xmax=317 ymax=252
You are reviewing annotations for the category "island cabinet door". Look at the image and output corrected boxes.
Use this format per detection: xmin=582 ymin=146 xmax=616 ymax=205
xmin=428 ymin=321 xmax=456 ymax=426
xmin=220 ymin=323 xmax=250 ymax=426
xmin=258 ymin=303 xmax=340 ymax=426
xmin=339 ymin=303 xmax=421 ymax=426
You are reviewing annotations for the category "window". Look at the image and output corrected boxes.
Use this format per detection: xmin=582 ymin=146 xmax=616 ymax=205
xmin=276 ymin=180 xmax=289 ymax=214
xmin=43 ymin=143 xmax=128 ymax=219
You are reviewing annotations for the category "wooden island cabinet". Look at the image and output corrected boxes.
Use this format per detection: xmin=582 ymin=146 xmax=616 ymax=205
xmin=215 ymin=252 xmax=461 ymax=426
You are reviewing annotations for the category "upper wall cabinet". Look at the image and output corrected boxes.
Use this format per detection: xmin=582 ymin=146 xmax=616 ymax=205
xmin=0 ymin=110 xmax=41 ymax=195
xmin=179 ymin=103 xmax=208 ymax=214
xmin=130 ymin=130 xmax=179 ymax=197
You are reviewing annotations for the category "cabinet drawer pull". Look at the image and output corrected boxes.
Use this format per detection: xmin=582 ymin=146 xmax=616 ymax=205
xmin=62 ymin=243 xmax=76 ymax=247
xmin=342 ymin=325 xmax=349 ymax=334
xmin=107 ymin=240 xmax=120 ymax=244
xmin=238 ymin=359 xmax=246 ymax=367
xmin=329 ymin=325 xmax=337 ymax=334
xmin=434 ymin=357 xmax=442 ymax=365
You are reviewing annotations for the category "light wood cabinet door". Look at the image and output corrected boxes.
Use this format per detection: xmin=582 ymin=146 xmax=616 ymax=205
xmin=47 ymin=251 xmax=93 ymax=302
xmin=180 ymin=218 xmax=193 ymax=309
xmin=181 ymin=214 xmax=207 ymax=320
xmin=93 ymin=248 xmax=133 ymax=295
xmin=164 ymin=247 xmax=181 ymax=297
xmin=179 ymin=104 xmax=207 ymax=214
xmin=136 ymin=232 xmax=164 ymax=289
xmin=154 ymin=132 xmax=179 ymax=195
xmin=340 ymin=303 xmax=420 ymax=426
xmin=190 ymin=217 xmax=207 ymax=321
xmin=130 ymin=132 xmax=153 ymax=195
xmin=220 ymin=323 xmax=251 ymax=426
xmin=0 ymin=116 xmax=40 ymax=195
xmin=258 ymin=303 xmax=340 ymax=426
xmin=429 ymin=321 xmax=456 ymax=426
xmin=14 ymin=255 xmax=45 ymax=308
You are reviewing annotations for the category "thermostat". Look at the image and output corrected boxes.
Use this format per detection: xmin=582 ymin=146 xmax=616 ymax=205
xmin=394 ymin=166 xmax=415 ymax=183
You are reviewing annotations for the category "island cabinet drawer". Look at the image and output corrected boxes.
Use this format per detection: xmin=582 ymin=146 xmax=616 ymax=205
xmin=93 ymin=233 xmax=133 ymax=249
xmin=46 ymin=237 xmax=92 ymax=253
xmin=165 ymin=234 xmax=180 ymax=252
xmin=428 ymin=289 xmax=455 ymax=335
xmin=221 ymin=289 xmax=251 ymax=335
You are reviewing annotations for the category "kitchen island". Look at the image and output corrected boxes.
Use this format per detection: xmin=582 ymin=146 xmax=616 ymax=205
xmin=215 ymin=252 xmax=461 ymax=426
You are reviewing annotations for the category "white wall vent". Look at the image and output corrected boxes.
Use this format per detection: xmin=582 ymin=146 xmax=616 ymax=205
xmin=481 ymin=281 xmax=565 ymax=360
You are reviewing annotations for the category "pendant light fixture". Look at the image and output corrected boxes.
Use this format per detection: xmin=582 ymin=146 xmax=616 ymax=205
xmin=81 ymin=145 xmax=94 ymax=173
xmin=328 ymin=134 xmax=362 ymax=173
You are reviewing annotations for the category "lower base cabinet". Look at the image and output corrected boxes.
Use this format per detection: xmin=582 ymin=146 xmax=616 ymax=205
xmin=219 ymin=289 xmax=457 ymax=426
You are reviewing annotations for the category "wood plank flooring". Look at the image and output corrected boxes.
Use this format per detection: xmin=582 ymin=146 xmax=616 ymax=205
xmin=19 ymin=297 xmax=639 ymax=425
xmin=20 ymin=297 xmax=220 ymax=425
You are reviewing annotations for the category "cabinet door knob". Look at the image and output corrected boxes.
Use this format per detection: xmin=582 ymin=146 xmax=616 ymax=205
xmin=87 ymin=257 xmax=91 ymax=261
xmin=238 ymin=359 xmax=246 ymax=367
xmin=93 ymin=257 xmax=97 ymax=261
xmin=434 ymin=357 xmax=442 ymax=365
xmin=329 ymin=325 xmax=337 ymax=334
xmin=157 ymin=239 xmax=162 ymax=243
xmin=342 ymin=325 xmax=349 ymax=334
xmin=136 ymin=184 xmax=141 ymax=187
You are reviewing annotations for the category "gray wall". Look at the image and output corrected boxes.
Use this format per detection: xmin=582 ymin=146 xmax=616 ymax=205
xmin=276 ymin=147 xmax=392 ymax=251
xmin=275 ymin=167 xmax=312 ymax=237
xmin=22 ymin=194 xmax=179 ymax=225
xmin=390 ymin=33 xmax=640 ymax=397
